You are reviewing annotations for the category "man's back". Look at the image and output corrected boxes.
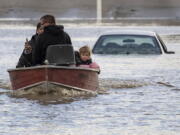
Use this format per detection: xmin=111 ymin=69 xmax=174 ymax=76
xmin=32 ymin=25 xmax=72 ymax=65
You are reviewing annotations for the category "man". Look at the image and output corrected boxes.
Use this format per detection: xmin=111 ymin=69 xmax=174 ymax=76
xmin=32 ymin=14 xmax=72 ymax=65
xmin=16 ymin=22 xmax=44 ymax=68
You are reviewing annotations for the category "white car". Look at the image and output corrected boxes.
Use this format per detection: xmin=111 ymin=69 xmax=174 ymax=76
xmin=92 ymin=30 xmax=174 ymax=54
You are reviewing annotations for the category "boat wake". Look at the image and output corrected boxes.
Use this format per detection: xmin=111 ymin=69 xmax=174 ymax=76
xmin=8 ymin=83 xmax=97 ymax=104
xmin=10 ymin=90 xmax=92 ymax=105
xmin=2 ymin=78 xmax=178 ymax=104
xmin=0 ymin=80 xmax=11 ymax=90
xmin=99 ymin=78 xmax=149 ymax=91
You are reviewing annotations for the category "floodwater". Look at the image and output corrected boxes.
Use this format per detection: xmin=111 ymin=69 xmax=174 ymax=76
xmin=0 ymin=24 xmax=180 ymax=135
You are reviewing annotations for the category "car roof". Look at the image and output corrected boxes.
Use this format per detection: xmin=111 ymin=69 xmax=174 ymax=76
xmin=101 ymin=30 xmax=157 ymax=37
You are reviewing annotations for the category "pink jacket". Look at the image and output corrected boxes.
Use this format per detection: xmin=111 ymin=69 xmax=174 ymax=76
xmin=79 ymin=62 xmax=100 ymax=69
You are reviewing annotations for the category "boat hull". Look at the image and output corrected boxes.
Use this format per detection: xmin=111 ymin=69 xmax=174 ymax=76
xmin=7 ymin=65 xmax=99 ymax=94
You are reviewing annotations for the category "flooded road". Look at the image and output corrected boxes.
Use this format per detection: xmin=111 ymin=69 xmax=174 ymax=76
xmin=0 ymin=24 xmax=180 ymax=135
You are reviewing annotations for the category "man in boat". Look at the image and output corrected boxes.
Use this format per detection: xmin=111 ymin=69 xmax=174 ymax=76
xmin=16 ymin=23 xmax=44 ymax=68
xmin=32 ymin=14 xmax=72 ymax=65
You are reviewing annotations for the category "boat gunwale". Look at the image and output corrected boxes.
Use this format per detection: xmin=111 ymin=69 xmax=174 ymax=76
xmin=7 ymin=65 xmax=99 ymax=73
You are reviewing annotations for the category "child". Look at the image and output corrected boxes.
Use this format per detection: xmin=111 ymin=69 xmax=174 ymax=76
xmin=75 ymin=45 xmax=100 ymax=70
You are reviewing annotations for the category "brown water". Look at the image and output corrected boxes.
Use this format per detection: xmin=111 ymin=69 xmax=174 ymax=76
xmin=0 ymin=24 xmax=180 ymax=135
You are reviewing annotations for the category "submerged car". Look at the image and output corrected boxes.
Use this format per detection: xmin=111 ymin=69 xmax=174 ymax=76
xmin=92 ymin=31 xmax=174 ymax=54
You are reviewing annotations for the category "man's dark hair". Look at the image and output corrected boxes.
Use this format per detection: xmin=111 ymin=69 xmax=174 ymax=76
xmin=40 ymin=14 xmax=56 ymax=24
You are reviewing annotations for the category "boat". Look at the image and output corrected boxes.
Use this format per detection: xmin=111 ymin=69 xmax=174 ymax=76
xmin=7 ymin=45 xmax=100 ymax=97
xmin=7 ymin=65 xmax=99 ymax=96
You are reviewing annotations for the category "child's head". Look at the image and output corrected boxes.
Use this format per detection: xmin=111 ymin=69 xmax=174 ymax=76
xmin=79 ymin=45 xmax=91 ymax=61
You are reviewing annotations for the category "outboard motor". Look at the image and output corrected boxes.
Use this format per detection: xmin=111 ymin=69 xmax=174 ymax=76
xmin=46 ymin=45 xmax=75 ymax=66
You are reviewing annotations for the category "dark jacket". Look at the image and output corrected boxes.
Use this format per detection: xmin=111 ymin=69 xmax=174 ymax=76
xmin=75 ymin=51 xmax=92 ymax=66
xmin=16 ymin=34 xmax=38 ymax=68
xmin=32 ymin=25 xmax=72 ymax=65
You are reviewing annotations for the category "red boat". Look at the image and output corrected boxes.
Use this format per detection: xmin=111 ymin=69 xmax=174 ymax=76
xmin=7 ymin=45 xmax=100 ymax=97
xmin=8 ymin=65 xmax=99 ymax=96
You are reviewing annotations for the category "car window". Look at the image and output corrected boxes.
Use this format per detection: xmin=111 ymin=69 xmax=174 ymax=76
xmin=93 ymin=35 xmax=162 ymax=54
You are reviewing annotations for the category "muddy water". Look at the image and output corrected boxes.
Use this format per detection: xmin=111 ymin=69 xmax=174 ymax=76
xmin=0 ymin=24 xmax=180 ymax=135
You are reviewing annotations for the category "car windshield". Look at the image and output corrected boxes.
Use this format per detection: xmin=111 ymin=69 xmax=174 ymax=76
xmin=93 ymin=35 xmax=162 ymax=54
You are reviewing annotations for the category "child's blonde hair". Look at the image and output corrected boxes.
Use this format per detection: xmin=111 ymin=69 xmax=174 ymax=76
xmin=79 ymin=45 xmax=91 ymax=56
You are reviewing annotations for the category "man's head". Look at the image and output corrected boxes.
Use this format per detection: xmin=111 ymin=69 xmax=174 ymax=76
xmin=40 ymin=14 xmax=56 ymax=27
xmin=36 ymin=22 xmax=44 ymax=34
xmin=79 ymin=45 xmax=91 ymax=62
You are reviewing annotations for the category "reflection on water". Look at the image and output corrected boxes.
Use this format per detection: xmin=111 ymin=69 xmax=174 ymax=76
xmin=0 ymin=24 xmax=180 ymax=135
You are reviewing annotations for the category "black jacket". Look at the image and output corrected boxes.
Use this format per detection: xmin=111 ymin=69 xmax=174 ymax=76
xmin=16 ymin=34 xmax=38 ymax=68
xmin=32 ymin=25 xmax=72 ymax=65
